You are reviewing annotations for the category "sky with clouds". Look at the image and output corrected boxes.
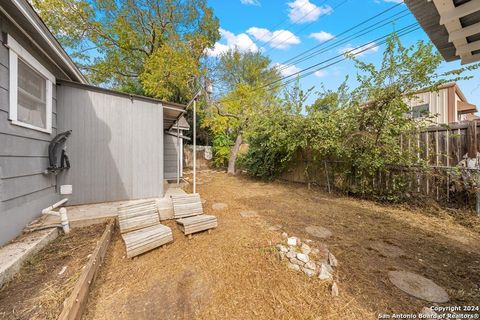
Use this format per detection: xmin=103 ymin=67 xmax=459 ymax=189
xmin=207 ymin=0 xmax=480 ymax=108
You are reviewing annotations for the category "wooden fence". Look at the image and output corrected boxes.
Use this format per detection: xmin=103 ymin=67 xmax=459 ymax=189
xmin=280 ymin=120 xmax=480 ymax=212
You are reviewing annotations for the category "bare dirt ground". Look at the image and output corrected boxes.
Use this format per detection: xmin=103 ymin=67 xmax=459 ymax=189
xmin=0 ymin=224 xmax=106 ymax=320
xmin=84 ymin=170 xmax=480 ymax=319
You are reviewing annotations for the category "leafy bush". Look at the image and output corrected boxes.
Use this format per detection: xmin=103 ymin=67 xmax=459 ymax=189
xmin=211 ymin=133 xmax=233 ymax=168
xmin=241 ymin=35 xmax=477 ymax=200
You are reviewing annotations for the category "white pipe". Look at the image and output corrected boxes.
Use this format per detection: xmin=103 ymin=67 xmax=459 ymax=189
xmin=193 ymin=98 xmax=197 ymax=194
xmin=41 ymin=198 xmax=70 ymax=234
xmin=177 ymin=125 xmax=180 ymax=185
xmin=41 ymin=198 xmax=68 ymax=214
xmin=59 ymin=208 xmax=70 ymax=234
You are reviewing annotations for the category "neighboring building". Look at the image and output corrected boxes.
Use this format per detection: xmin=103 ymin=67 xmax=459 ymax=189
xmin=406 ymin=82 xmax=478 ymax=124
xmin=405 ymin=0 xmax=480 ymax=65
xmin=0 ymin=0 xmax=187 ymax=245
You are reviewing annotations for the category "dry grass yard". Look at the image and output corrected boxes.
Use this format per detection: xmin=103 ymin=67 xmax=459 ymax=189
xmin=84 ymin=170 xmax=480 ymax=319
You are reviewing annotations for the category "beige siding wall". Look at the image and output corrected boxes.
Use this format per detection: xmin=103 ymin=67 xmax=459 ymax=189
xmin=405 ymin=87 xmax=450 ymax=124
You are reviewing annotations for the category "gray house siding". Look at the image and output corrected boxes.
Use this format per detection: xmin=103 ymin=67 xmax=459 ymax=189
xmin=0 ymin=13 xmax=62 ymax=245
xmin=56 ymin=83 xmax=164 ymax=205
xmin=164 ymin=133 xmax=183 ymax=180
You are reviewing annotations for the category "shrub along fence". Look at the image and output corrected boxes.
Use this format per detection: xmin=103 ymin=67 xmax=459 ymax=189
xmin=280 ymin=120 xmax=480 ymax=213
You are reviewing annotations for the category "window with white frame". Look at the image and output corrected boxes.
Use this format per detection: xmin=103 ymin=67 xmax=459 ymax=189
xmin=410 ymin=103 xmax=430 ymax=119
xmin=7 ymin=34 xmax=54 ymax=133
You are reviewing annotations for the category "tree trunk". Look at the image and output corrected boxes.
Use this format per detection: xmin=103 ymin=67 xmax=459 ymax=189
xmin=227 ymin=133 xmax=243 ymax=175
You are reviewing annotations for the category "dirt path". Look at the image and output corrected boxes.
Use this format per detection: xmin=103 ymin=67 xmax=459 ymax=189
xmin=85 ymin=171 xmax=480 ymax=319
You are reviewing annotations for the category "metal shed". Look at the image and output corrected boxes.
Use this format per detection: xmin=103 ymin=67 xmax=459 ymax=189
xmin=56 ymin=81 xmax=186 ymax=205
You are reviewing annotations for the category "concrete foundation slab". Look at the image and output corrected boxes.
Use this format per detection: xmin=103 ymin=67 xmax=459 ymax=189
xmin=0 ymin=228 xmax=58 ymax=288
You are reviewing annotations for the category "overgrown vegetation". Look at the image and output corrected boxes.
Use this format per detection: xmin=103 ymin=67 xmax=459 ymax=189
xmin=235 ymin=35 xmax=476 ymax=200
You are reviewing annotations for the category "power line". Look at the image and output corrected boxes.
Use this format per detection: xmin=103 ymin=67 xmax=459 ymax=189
xmin=216 ymin=24 xmax=419 ymax=105
xmin=267 ymin=23 xmax=419 ymax=87
xmin=279 ymin=2 xmax=405 ymax=68
xmin=244 ymin=0 xmax=327 ymax=52
xmin=262 ymin=0 xmax=348 ymax=54
xmin=281 ymin=27 xmax=420 ymax=88
xmin=276 ymin=9 xmax=410 ymax=72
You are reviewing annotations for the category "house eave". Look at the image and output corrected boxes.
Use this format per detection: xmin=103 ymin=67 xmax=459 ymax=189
xmin=404 ymin=0 xmax=480 ymax=65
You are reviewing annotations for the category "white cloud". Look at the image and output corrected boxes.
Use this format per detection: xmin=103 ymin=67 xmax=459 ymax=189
xmin=247 ymin=27 xmax=301 ymax=49
xmin=314 ymin=70 xmax=327 ymax=77
xmin=383 ymin=0 xmax=403 ymax=3
xmin=309 ymin=31 xmax=335 ymax=42
xmin=339 ymin=42 xmax=379 ymax=57
xmin=206 ymin=28 xmax=259 ymax=57
xmin=287 ymin=0 xmax=333 ymax=24
xmin=240 ymin=0 xmax=261 ymax=5
xmin=273 ymin=63 xmax=301 ymax=77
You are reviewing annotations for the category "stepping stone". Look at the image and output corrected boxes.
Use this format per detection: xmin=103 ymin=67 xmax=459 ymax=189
xmin=305 ymin=226 xmax=332 ymax=239
xmin=365 ymin=241 xmax=405 ymax=258
xmin=388 ymin=271 xmax=449 ymax=303
xmin=212 ymin=202 xmax=228 ymax=210
xmin=240 ymin=210 xmax=259 ymax=218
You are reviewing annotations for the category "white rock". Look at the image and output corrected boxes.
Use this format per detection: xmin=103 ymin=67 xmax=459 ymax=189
xmin=276 ymin=244 xmax=288 ymax=253
xmin=290 ymin=257 xmax=304 ymax=266
xmin=331 ymin=282 xmax=339 ymax=297
xmin=286 ymin=251 xmax=296 ymax=259
xmin=281 ymin=232 xmax=288 ymax=239
xmin=279 ymin=252 xmax=285 ymax=260
xmin=301 ymin=243 xmax=311 ymax=255
xmin=318 ymin=263 xmax=333 ymax=280
xmin=328 ymin=252 xmax=338 ymax=267
xmin=287 ymin=262 xmax=300 ymax=271
xmin=296 ymin=253 xmax=309 ymax=263
xmin=419 ymin=307 xmax=437 ymax=316
xmin=304 ymin=261 xmax=316 ymax=271
xmin=302 ymin=267 xmax=316 ymax=277
xmin=311 ymin=248 xmax=320 ymax=255
xmin=287 ymin=237 xmax=298 ymax=246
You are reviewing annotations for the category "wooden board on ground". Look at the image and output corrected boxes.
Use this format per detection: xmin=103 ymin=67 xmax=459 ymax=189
xmin=58 ymin=220 xmax=115 ymax=320
xmin=177 ymin=215 xmax=218 ymax=235
xmin=122 ymin=224 xmax=173 ymax=258
xmin=171 ymin=194 xmax=204 ymax=219
xmin=117 ymin=200 xmax=159 ymax=233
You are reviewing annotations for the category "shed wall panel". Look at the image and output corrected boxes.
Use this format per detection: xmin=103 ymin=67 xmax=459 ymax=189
xmin=164 ymin=134 xmax=183 ymax=180
xmin=56 ymin=84 xmax=164 ymax=205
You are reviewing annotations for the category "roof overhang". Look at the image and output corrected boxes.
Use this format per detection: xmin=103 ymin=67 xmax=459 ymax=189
xmin=458 ymin=100 xmax=478 ymax=113
xmin=57 ymin=80 xmax=186 ymax=129
xmin=0 ymin=0 xmax=87 ymax=83
xmin=405 ymin=0 xmax=480 ymax=65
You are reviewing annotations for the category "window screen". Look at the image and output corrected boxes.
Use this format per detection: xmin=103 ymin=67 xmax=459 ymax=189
xmin=17 ymin=59 xmax=47 ymax=129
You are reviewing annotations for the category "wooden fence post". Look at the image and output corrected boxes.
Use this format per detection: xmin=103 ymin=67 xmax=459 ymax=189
xmin=467 ymin=120 xmax=477 ymax=158
xmin=468 ymin=121 xmax=480 ymax=216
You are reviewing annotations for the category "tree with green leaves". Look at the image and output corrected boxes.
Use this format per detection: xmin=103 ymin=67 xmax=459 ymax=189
xmin=242 ymin=34 xmax=478 ymax=200
xmin=32 ymin=0 xmax=219 ymax=103
xmin=204 ymin=49 xmax=281 ymax=174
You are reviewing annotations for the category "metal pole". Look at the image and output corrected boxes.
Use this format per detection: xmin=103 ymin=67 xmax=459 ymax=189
xmin=177 ymin=125 xmax=180 ymax=185
xmin=193 ymin=98 xmax=197 ymax=194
